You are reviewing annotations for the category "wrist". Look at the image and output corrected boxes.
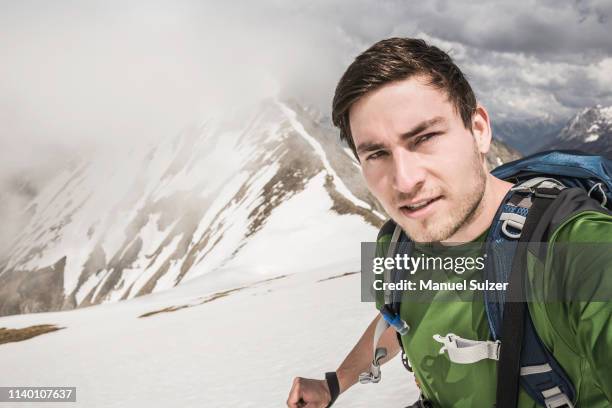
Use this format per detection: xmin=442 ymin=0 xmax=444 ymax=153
xmin=334 ymin=367 xmax=355 ymax=394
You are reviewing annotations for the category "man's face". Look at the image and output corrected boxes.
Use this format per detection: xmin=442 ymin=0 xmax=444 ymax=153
xmin=349 ymin=76 xmax=489 ymax=242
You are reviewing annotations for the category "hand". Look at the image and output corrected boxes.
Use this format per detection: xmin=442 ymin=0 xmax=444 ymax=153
xmin=286 ymin=377 xmax=332 ymax=408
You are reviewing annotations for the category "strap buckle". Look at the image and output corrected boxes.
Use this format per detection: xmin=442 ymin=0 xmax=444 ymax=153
xmin=510 ymin=177 xmax=565 ymax=193
xmin=499 ymin=212 xmax=526 ymax=239
xmin=543 ymin=387 xmax=574 ymax=408
xmin=433 ymin=333 xmax=501 ymax=364
xmin=534 ymin=187 xmax=561 ymax=199
xmin=358 ymin=347 xmax=387 ymax=384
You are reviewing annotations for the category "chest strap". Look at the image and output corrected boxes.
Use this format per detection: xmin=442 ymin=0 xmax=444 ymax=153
xmin=433 ymin=333 xmax=501 ymax=364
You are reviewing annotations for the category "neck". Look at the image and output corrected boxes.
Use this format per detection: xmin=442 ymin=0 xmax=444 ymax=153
xmin=442 ymin=175 xmax=513 ymax=243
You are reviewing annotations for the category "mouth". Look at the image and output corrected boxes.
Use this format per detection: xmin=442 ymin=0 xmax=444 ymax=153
xmin=398 ymin=196 xmax=442 ymax=218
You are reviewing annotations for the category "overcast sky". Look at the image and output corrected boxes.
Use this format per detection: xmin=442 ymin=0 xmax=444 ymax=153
xmin=1 ymin=0 xmax=611 ymax=185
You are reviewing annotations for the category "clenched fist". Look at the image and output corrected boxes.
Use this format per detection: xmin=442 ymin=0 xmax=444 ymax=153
xmin=286 ymin=377 xmax=332 ymax=408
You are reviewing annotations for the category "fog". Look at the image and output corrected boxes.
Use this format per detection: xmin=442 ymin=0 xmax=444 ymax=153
xmin=1 ymin=0 xmax=611 ymax=254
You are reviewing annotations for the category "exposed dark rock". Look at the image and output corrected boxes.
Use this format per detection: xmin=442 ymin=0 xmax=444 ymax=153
xmin=0 ymin=257 xmax=71 ymax=316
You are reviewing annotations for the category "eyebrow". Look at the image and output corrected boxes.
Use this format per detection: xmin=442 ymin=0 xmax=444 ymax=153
xmin=400 ymin=116 xmax=447 ymax=140
xmin=355 ymin=116 xmax=447 ymax=155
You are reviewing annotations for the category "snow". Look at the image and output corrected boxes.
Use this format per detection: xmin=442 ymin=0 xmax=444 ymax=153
xmin=187 ymin=162 xmax=282 ymax=280
xmin=584 ymin=134 xmax=600 ymax=143
xmin=219 ymin=171 xmax=377 ymax=279
xmin=153 ymin=257 xmax=184 ymax=291
xmin=277 ymin=102 xmax=374 ymax=211
xmin=189 ymin=171 xmax=250 ymax=252
xmin=137 ymin=214 xmax=176 ymax=262
xmin=74 ymin=271 xmax=103 ymax=305
xmin=0 ymin=262 xmax=419 ymax=407
xmin=126 ymin=233 xmax=183 ymax=297
xmin=1 ymin=103 xmax=279 ymax=301
xmin=600 ymin=106 xmax=612 ymax=122
xmin=587 ymin=123 xmax=600 ymax=133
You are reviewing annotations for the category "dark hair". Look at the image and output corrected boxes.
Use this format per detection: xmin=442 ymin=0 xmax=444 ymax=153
xmin=332 ymin=37 xmax=477 ymax=158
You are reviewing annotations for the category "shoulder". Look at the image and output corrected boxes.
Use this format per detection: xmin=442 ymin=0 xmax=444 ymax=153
xmin=549 ymin=209 xmax=612 ymax=244
xmin=543 ymin=209 xmax=611 ymax=294
xmin=373 ymin=219 xmax=398 ymax=310
xmin=377 ymin=219 xmax=397 ymax=241
xmin=533 ymin=210 xmax=612 ymax=350
xmin=375 ymin=219 xmax=397 ymax=256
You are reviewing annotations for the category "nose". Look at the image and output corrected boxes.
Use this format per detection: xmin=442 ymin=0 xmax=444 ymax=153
xmin=392 ymin=149 xmax=426 ymax=194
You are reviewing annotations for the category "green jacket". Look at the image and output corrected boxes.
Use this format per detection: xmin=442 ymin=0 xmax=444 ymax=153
xmin=374 ymin=211 xmax=612 ymax=407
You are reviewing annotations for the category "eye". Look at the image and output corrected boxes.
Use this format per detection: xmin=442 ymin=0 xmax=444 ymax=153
xmin=366 ymin=150 xmax=388 ymax=161
xmin=415 ymin=132 xmax=440 ymax=146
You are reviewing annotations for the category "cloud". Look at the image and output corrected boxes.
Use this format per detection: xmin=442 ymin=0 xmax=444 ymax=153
xmin=0 ymin=0 xmax=610 ymax=190
xmin=386 ymin=0 xmax=612 ymax=56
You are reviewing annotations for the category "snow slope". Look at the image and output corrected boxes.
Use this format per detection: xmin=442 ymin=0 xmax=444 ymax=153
xmin=0 ymin=252 xmax=419 ymax=407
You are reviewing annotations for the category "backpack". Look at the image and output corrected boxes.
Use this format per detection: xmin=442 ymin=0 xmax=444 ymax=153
xmin=359 ymin=150 xmax=612 ymax=408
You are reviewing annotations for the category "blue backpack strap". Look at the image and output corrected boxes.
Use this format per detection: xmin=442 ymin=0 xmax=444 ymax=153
xmin=483 ymin=186 xmax=532 ymax=339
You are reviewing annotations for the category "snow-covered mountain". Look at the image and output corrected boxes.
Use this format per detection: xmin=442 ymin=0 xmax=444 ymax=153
xmin=0 ymin=100 xmax=520 ymax=317
xmin=543 ymin=105 xmax=612 ymax=158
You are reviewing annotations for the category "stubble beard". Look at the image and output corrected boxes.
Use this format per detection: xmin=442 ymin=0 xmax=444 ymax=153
xmin=400 ymin=151 xmax=488 ymax=243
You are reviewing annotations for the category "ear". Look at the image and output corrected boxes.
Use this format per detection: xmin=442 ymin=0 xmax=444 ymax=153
xmin=471 ymin=104 xmax=492 ymax=155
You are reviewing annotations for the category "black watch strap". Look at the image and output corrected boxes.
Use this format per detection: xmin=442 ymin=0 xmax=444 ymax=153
xmin=325 ymin=372 xmax=340 ymax=407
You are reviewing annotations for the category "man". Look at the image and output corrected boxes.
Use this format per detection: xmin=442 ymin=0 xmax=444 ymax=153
xmin=286 ymin=38 xmax=611 ymax=407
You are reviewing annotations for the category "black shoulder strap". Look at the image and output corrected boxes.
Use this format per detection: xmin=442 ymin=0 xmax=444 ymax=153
xmin=496 ymin=186 xmax=609 ymax=408
xmin=495 ymin=187 xmax=559 ymax=408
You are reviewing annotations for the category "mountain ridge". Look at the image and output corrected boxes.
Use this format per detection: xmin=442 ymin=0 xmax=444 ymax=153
xmin=543 ymin=105 xmax=612 ymax=158
xmin=0 ymin=99 xmax=520 ymax=316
